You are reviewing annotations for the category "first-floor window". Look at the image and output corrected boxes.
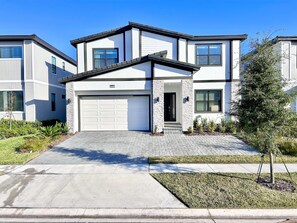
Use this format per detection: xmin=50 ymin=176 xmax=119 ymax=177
xmin=51 ymin=93 xmax=56 ymax=111
xmin=0 ymin=91 xmax=23 ymax=111
xmin=195 ymin=90 xmax=222 ymax=112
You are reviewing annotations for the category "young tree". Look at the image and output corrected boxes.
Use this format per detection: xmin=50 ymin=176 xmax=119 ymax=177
xmin=233 ymin=36 xmax=296 ymax=184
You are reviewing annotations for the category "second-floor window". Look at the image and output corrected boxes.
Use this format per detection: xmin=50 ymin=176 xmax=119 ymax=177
xmin=196 ymin=44 xmax=222 ymax=66
xmin=93 ymin=48 xmax=118 ymax=69
xmin=51 ymin=56 xmax=56 ymax=74
xmin=0 ymin=47 xmax=22 ymax=58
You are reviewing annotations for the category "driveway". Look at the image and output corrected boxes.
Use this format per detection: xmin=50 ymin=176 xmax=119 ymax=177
xmin=29 ymin=131 xmax=257 ymax=165
xmin=0 ymin=131 xmax=257 ymax=209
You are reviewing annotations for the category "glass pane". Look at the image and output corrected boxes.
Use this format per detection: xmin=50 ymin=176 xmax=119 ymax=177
xmin=94 ymin=49 xmax=105 ymax=59
xmin=106 ymin=59 xmax=117 ymax=66
xmin=197 ymin=55 xmax=208 ymax=65
xmin=196 ymin=101 xmax=207 ymax=112
xmin=209 ymin=55 xmax=221 ymax=65
xmin=209 ymin=101 xmax=221 ymax=112
xmin=197 ymin=45 xmax=208 ymax=55
xmin=196 ymin=91 xmax=207 ymax=101
xmin=94 ymin=59 xmax=106 ymax=68
xmin=0 ymin=47 xmax=11 ymax=58
xmin=106 ymin=49 xmax=118 ymax=59
xmin=209 ymin=45 xmax=221 ymax=54
xmin=0 ymin=92 xmax=3 ymax=111
xmin=209 ymin=91 xmax=221 ymax=100
xmin=7 ymin=91 xmax=23 ymax=111
xmin=12 ymin=47 xmax=22 ymax=58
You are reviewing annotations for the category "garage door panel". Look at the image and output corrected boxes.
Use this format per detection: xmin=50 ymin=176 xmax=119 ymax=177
xmin=80 ymin=96 xmax=149 ymax=131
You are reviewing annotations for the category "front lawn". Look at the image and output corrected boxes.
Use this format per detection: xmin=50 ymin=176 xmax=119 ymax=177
xmin=0 ymin=136 xmax=39 ymax=164
xmin=149 ymin=154 xmax=297 ymax=164
xmin=151 ymin=172 xmax=297 ymax=208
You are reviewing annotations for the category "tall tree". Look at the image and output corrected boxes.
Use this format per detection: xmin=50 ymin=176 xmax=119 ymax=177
xmin=233 ymin=36 xmax=296 ymax=184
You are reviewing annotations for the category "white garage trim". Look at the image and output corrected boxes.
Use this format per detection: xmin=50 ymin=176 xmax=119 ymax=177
xmin=78 ymin=95 xmax=150 ymax=131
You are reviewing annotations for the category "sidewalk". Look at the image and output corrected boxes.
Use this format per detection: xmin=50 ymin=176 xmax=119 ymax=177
xmin=149 ymin=163 xmax=297 ymax=173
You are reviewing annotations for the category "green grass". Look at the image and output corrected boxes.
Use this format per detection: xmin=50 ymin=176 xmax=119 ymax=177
xmin=149 ymin=154 xmax=297 ymax=164
xmin=0 ymin=136 xmax=39 ymax=164
xmin=151 ymin=172 xmax=297 ymax=208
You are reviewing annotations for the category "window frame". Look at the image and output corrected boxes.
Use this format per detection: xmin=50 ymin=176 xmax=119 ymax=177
xmin=51 ymin=56 xmax=57 ymax=74
xmin=0 ymin=46 xmax=22 ymax=59
xmin=93 ymin=48 xmax=119 ymax=69
xmin=194 ymin=89 xmax=223 ymax=113
xmin=0 ymin=91 xmax=24 ymax=112
xmin=195 ymin=43 xmax=222 ymax=66
xmin=51 ymin=93 xmax=56 ymax=111
xmin=62 ymin=61 xmax=65 ymax=71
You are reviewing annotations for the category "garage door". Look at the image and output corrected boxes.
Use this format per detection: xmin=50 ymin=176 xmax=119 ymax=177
xmin=80 ymin=96 xmax=150 ymax=131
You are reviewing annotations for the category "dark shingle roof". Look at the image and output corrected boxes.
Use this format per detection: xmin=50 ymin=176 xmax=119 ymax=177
xmin=70 ymin=21 xmax=248 ymax=46
xmin=60 ymin=51 xmax=200 ymax=83
xmin=0 ymin=35 xmax=76 ymax=65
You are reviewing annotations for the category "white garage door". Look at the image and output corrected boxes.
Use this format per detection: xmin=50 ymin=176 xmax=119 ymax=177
xmin=80 ymin=96 xmax=150 ymax=131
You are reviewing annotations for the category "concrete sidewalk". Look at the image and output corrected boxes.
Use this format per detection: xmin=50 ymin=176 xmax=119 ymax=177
xmin=149 ymin=163 xmax=297 ymax=173
xmin=0 ymin=208 xmax=295 ymax=222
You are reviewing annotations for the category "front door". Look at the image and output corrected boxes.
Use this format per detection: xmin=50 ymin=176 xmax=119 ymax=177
xmin=164 ymin=93 xmax=176 ymax=121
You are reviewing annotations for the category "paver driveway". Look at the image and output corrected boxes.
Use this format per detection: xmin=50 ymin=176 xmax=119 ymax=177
xmin=30 ymin=131 xmax=257 ymax=164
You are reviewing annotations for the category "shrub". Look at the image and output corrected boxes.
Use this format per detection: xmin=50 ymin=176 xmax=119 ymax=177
xmin=277 ymin=138 xmax=297 ymax=156
xmin=187 ymin=126 xmax=193 ymax=134
xmin=197 ymin=124 xmax=203 ymax=133
xmin=16 ymin=136 xmax=49 ymax=153
xmin=226 ymin=120 xmax=237 ymax=133
xmin=0 ymin=119 xmax=41 ymax=139
xmin=41 ymin=119 xmax=61 ymax=127
xmin=207 ymin=121 xmax=216 ymax=133
xmin=217 ymin=123 xmax=226 ymax=133
xmin=201 ymin=118 xmax=208 ymax=131
xmin=39 ymin=122 xmax=69 ymax=138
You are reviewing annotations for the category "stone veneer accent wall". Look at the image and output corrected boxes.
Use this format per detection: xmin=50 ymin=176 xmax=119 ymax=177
xmin=66 ymin=82 xmax=75 ymax=133
xmin=181 ymin=79 xmax=193 ymax=131
xmin=152 ymin=80 xmax=164 ymax=132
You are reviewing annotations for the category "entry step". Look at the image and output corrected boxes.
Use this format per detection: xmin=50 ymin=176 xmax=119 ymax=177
xmin=163 ymin=123 xmax=182 ymax=134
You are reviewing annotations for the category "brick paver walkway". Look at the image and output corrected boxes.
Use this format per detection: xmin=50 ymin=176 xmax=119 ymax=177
xmin=30 ymin=131 xmax=258 ymax=165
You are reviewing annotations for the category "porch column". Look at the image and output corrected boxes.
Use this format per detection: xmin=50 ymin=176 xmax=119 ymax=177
xmin=152 ymin=80 xmax=164 ymax=133
xmin=181 ymin=79 xmax=193 ymax=132
xmin=66 ymin=82 xmax=75 ymax=133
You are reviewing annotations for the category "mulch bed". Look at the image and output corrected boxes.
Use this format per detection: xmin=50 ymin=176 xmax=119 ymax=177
xmin=184 ymin=131 xmax=232 ymax=136
xmin=257 ymin=176 xmax=296 ymax=193
xmin=150 ymin=132 xmax=164 ymax=136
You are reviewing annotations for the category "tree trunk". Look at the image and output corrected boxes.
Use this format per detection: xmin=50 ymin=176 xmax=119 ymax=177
xmin=269 ymin=151 xmax=275 ymax=184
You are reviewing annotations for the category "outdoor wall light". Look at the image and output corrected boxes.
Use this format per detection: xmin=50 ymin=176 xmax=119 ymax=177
xmin=156 ymin=97 xmax=160 ymax=102
xmin=67 ymin=98 xmax=71 ymax=104
xmin=186 ymin=96 xmax=189 ymax=102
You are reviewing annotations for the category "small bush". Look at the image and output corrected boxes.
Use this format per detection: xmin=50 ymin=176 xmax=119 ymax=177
xmin=39 ymin=122 xmax=69 ymax=138
xmin=207 ymin=121 xmax=216 ymax=133
xmin=16 ymin=136 xmax=49 ymax=153
xmin=187 ymin=126 xmax=193 ymax=134
xmin=226 ymin=120 xmax=237 ymax=133
xmin=41 ymin=119 xmax=61 ymax=127
xmin=277 ymin=138 xmax=297 ymax=156
xmin=217 ymin=123 xmax=226 ymax=133
xmin=201 ymin=118 xmax=208 ymax=131
xmin=197 ymin=124 xmax=203 ymax=133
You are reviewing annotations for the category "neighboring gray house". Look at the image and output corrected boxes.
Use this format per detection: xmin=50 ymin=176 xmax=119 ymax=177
xmin=0 ymin=35 xmax=77 ymax=122
xmin=61 ymin=22 xmax=247 ymax=132
xmin=274 ymin=36 xmax=297 ymax=112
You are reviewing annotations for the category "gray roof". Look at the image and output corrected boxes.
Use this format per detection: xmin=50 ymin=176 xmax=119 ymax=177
xmin=275 ymin=36 xmax=297 ymax=41
xmin=70 ymin=21 xmax=248 ymax=46
xmin=0 ymin=35 xmax=76 ymax=65
xmin=60 ymin=51 xmax=200 ymax=83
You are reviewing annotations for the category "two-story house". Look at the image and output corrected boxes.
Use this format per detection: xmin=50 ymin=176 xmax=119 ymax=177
xmin=274 ymin=36 xmax=297 ymax=112
xmin=61 ymin=22 xmax=247 ymax=132
xmin=0 ymin=35 xmax=77 ymax=122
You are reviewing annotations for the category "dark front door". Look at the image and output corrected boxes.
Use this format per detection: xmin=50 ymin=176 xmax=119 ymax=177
xmin=164 ymin=93 xmax=176 ymax=121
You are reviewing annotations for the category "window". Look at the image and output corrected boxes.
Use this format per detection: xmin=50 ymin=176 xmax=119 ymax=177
xmin=0 ymin=91 xmax=23 ymax=111
xmin=51 ymin=93 xmax=56 ymax=111
xmin=196 ymin=44 xmax=222 ymax=66
xmin=195 ymin=90 xmax=222 ymax=112
xmin=0 ymin=47 xmax=22 ymax=58
xmin=51 ymin=56 xmax=56 ymax=74
xmin=62 ymin=62 xmax=65 ymax=71
xmin=93 ymin=48 xmax=118 ymax=69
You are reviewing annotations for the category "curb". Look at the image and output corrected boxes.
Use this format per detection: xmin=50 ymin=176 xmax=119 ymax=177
xmin=0 ymin=208 xmax=296 ymax=219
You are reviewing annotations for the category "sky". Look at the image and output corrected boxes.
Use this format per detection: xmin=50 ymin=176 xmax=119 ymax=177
xmin=0 ymin=0 xmax=296 ymax=60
